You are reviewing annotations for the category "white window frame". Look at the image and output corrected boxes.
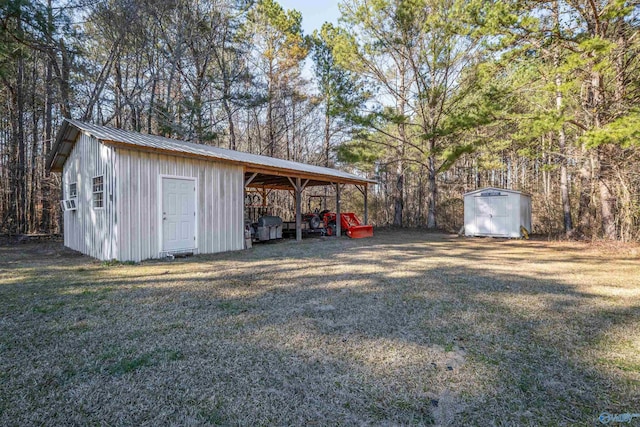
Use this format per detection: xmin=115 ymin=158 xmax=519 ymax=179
xmin=68 ymin=182 xmax=77 ymax=199
xmin=92 ymin=175 xmax=105 ymax=209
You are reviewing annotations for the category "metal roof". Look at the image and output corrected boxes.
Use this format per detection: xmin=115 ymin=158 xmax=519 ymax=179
xmin=47 ymin=119 xmax=377 ymax=187
xmin=464 ymin=187 xmax=531 ymax=197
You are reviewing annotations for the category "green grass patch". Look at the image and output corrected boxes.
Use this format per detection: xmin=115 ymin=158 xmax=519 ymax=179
xmin=197 ymin=398 xmax=226 ymax=425
xmin=78 ymin=286 xmax=114 ymax=300
xmin=101 ymin=259 xmax=137 ymax=267
xmin=198 ymin=408 xmax=226 ymax=425
xmin=101 ymin=348 xmax=185 ymax=375
xmin=107 ymin=353 xmax=155 ymax=375
xmin=166 ymin=350 xmax=184 ymax=361
xmin=217 ymin=300 xmax=250 ymax=314
xmin=597 ymin=357 xmax=640 ymax=373
xmin=32 ymin=300 xmax=65 ymax=314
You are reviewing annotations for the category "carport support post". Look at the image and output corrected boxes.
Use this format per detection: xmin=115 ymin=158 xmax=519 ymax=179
xmin=336 ymin=183 xmax=341 ymax=237
xmin=295 ymin=177 xmax=302 ymax=241
xmin=364 ymin=184 xmax=368 ymax=224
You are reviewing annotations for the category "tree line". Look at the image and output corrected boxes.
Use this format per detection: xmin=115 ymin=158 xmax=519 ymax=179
xmin=1 ymin=0 xmax=638 ymax=239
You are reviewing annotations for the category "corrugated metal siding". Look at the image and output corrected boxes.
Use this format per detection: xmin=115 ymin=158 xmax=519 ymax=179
xmin=464 ymin=190 xmax=528 ymax=238
xmin=116 ymin=148 xmax=244 ymax=262
xmin=62 ymin=134 xmax=116 ymax=260
xmin=507 ymin=194 xmax=518 ymax=237
xmin=520 ymin=194 xmax=532 ymax=232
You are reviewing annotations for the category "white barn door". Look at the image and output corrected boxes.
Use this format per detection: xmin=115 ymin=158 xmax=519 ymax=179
xmin=490 ymin=196 xmax=508 ymax=235
xmin=162 ymin=177 xmax=196 ymax=252
xmin=475 ymin=195 xmax=508 ymax=236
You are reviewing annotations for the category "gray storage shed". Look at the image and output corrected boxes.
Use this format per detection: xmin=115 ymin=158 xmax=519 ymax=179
xmin=47 ymin=119 xmax=375 ymax=262
xmin=463 ymin=187 xmax=532 ymax=238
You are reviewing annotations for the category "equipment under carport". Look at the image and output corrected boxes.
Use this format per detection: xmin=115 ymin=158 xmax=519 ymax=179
xmin=283 ymin=210 xmax=373 ymax=239
xmin=251 ymin=215 xmax=283 ymax=242
xmin=323 ymin=212 xmax=374 ymax=238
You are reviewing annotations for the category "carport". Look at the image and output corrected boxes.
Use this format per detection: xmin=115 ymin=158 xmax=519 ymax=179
xmin=243 ymin=162 xmax=376 ymax=240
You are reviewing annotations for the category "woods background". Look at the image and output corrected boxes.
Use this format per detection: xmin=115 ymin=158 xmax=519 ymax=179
xmin=1 ymin=0 xmax=639 ymax=240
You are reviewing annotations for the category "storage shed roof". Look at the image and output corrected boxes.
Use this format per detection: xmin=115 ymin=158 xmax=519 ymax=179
xmin=48 ymin=119 xmax=376 ymax=188
xmin=464 ymin=187 xmax=531 ymax=197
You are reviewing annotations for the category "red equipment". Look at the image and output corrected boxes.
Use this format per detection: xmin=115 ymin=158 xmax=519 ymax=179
xmin=322 ymin=212 xmax=374 ymax=239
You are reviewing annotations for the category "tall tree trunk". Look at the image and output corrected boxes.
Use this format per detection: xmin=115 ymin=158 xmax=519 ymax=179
xmin=323 ymin=94 xmax=331 ymax=167
xmin=41 ymin=0 xmax=54 ymax=233
xmin=8 ymin=90 xmax=19 ymax=234
xmin=267 ymin=58 xmax=276 ymax=157
xmin=555 ymin=70 xmax=572 ymax=232
xmin=42 ymin=50 xmax=53 ymax=232
xmin=223 ymin=58 xmax=237 ymax=150
xmin=16 ymin=39 xmax=27 ymax=234
xmin=148 ymin=76 xmax=157 ymax=134
xmin=426 ymin=149 xmax=437 ymax=229
xmin=554 ymin=0 xmax=572 ymax=234
xmin=394 ymin=65 xmax=407 ymax=227
xmin=221 ymin=85 xmax=236 ymax=150
xmin=559 ymin=137 xmax=572 ymax=233
xmin=417 ymin=165 xmax=424 ymax=224
xmin=163 ymin=28 xmax=184 ymax=136
xmin=114 ymin=61 xmax=122 ymax=128
xmin=589 ymin=70 xmax=616 ymax=239
xmin=224 ymin=103 xmax=236 ymax=150
xmin=30 ymin=60 xmax=39 ymax=232
xmin=290 ymin=93 xmax=297 ymax=161
xmin=598 ymin=145 xmax=617 ymax=239
xmin=211 ymin=19 xmax=238 ymax=151
xmin=283 ymin=101 xmax=291 ymax=160
xmin=576 ymin=155 xmax=594 ymax=237
xmin=56 ymin=39 xmax=72 ymax=119
xmin=394 ymin=157 xmax=404 ymax=226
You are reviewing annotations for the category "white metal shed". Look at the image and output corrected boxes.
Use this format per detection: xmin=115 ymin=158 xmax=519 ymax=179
xmin=47 ymin=119 xmax=375 ymax=262
xmin=463 ymin=187 xmax=532 ymax=238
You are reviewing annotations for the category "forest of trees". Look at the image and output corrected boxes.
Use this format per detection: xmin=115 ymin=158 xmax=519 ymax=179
xmin=1 ymin=0 xmax=639 ymax=240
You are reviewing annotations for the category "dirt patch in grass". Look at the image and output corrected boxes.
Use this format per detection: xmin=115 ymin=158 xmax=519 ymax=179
xmin=1 ymin=230 xmax=639 ymax=425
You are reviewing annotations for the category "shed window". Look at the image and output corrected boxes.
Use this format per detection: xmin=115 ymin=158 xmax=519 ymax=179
xmin=93 ymin=176 xmax=104 ymax=208
xmin=69 ymin=182 xmax=77 ymax=199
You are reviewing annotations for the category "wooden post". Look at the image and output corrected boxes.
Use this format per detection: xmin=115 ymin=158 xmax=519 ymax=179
xmin=295 ymin=177 xmax=302 ymax=241
xmin=336 ymin=183 xmax=341 ymax=237
xmin=364 ymin=184 xmax=368 ymax=224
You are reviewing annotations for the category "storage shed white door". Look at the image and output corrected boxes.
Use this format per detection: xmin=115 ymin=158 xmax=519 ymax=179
xmin=162 ymin=177 xmax=196 ymax=252
xmin=476 ymin=195 xmax=509 ymax=236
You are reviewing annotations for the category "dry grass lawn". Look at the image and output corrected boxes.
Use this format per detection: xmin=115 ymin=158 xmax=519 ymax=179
xmin=1 ymin=230 xmax=639 ymax=426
